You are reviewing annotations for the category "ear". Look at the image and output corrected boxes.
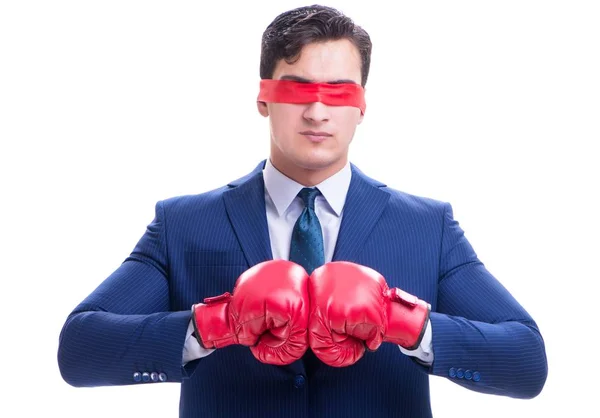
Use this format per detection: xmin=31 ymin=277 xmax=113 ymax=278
xmin=257 ymin=101 xmax=269 ymax=117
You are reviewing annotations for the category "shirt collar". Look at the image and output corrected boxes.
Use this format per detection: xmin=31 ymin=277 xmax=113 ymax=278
xmin=263 ymin=158 xmax=351 ymax=217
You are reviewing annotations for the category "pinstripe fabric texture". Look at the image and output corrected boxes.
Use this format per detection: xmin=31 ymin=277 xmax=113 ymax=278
xmin=57 ymin=160 xmax=547 ymax=417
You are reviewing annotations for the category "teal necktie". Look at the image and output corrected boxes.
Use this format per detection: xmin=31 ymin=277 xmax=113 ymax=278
xmin=290 ymin=187 xmax=324 ymax=374
xmin=289 ymin=187 xmax=325 ymax=275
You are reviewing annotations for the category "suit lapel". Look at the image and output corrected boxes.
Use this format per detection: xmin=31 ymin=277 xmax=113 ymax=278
xmin=332 ymin=164 xmax=390 ymax=262
xmin=223 ymin=161 xmax=273 ymax=267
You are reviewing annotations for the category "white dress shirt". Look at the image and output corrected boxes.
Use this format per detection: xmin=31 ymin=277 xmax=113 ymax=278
xmin=182 ymin=158 xmax=433 ymax=365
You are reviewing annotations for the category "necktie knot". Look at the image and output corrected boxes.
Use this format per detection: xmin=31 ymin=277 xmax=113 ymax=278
xmin=298 ymin=187 xmax=320 ymax=210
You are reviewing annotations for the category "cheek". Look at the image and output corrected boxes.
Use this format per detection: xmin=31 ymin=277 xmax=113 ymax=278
xmin=336 ymin=108 xmax=362 ymax=133
xmin=269 ymin=105 xmax=302 ymax=134
xmin=346 ymin=107 xmax=363 ymax=122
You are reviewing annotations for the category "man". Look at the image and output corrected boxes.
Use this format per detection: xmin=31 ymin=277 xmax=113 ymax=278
xmin=58 ymin=4 xmax=548 ymax=417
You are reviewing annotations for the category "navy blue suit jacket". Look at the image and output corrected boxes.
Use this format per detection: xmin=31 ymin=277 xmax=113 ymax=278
xmin=58 ymin=160 xmax=548 ymax=417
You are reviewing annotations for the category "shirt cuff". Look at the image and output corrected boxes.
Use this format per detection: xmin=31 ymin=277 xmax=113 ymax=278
xmin=182 ymin=306 xmax=216 ymax=365
xmin=398 ymin=318 xmax=434 ymax=365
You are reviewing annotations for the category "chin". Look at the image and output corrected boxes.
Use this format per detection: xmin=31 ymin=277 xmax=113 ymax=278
xmin=295 ymin=154 xmax=341 ymax=171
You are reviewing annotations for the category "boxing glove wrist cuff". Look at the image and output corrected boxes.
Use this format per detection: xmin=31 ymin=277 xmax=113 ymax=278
xmin=192 ymin=292 xmax=238 ymax=349
xmin=383 ymin=287 xmax=430 ymax=350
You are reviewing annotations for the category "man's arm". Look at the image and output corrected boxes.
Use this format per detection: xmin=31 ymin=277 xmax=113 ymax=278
xmin=58 ymin=201 xmax=191 ymax=387
xmin=428 ymin=203 xmax=548 ymax=398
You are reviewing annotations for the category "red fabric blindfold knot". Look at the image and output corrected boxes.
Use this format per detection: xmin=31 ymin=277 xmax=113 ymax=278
xmin=258 ymin=79 xmax=366 ymax=115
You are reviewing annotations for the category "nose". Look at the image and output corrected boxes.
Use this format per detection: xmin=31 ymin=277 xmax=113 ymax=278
xmin=303 ymin=101 xmax=330 ymax=123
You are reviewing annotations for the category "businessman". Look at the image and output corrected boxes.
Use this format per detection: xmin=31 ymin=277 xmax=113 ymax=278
xmin=58 ymin=4 xmax=548 ymax=417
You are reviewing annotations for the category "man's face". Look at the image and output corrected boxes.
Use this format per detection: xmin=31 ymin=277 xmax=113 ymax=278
xmin=258 ymin=39 xmax=364 ymax=181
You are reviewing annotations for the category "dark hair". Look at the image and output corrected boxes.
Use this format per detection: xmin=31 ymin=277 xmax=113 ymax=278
xmin=260 ymin=5 xmax=372 ymax=87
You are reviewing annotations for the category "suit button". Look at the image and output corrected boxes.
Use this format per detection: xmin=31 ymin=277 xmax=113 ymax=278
xmin=472 ymin=371 xmax=481 ymax=382
xmin=456 ymin=368 xmax=465 ymax=379
xmin=150 ymin=372 xmax=159 ymax=382
xmin=158 ymin=372 xmax=168 ymax=382
xmin=133 ymin=372 xmax=142 ymax=382
xmin=142 ymin=372 xmax=150 ymax=383
xmin=448 ymin=368 xmax=457 ymax=378
xmin=464 ymin=370 xmax=473 ymax=380
xmin=293 ymin=374 xmax=306 ymax=389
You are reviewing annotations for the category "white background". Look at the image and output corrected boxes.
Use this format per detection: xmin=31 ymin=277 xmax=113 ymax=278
xmin=1 ymin=1 xmax=598 ymax=416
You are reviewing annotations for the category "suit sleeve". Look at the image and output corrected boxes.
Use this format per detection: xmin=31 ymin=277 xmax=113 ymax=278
xmin=57 ymin=200 xmax=191 ymax=387
xmin=428 ymin=203 xmax=548 ymax=398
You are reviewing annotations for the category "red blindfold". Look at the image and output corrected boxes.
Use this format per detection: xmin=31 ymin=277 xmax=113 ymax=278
xmin=257 ymin=79 xmax=366 ymax=114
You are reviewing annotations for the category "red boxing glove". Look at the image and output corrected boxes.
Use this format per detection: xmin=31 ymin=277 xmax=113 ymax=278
xmin=192 ymin=259 xmax=310 ymax=365
xmin=308 ymin=261 xmax=430 ymax=367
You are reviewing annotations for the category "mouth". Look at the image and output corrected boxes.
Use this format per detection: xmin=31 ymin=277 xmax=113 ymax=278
xmin=299 ymin=131 xmax=332 ymax=143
